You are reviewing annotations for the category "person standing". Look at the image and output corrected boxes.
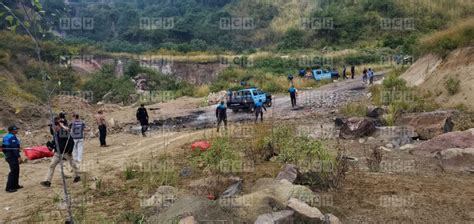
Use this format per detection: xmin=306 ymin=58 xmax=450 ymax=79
xmin=40 ymin=117 xmax=80 ymax=187
xmin=215 ymin=101 xmax=227 ymax=132
xmin=254 ymin=99 xmax=267 ymax=123
xmin=2 ymin=125 xmax=22 ymax=193
xmin=136 ymin=104 xmax=149 ymax=137
xmin=362 ymin=68 xmax=368 ymax=84
xmin=59 ymin=111 xmax=68 ymax=126
xmin=351 ymin=65 xmax=355 ymax=79
xmin=287 ymin=74 xmax=294 ymax=85
xmin=95 ymin=110 xmax=108 ymax=147
xmin=342 ymin=65 xmax=347 ymax=80
xmin=368 ymin=68 xmax=375 ymax=84
xmin=288 ymin=85 xmax=297 ymax=108
xmin=70 ymin=114 xmax=86 ymax=163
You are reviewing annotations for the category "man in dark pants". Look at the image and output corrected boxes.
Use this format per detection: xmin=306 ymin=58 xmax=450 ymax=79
xmin=216 ymin=101 xmax=227 ymax=132
xmin=351 ymin=65 xmax=355 ymax=79
xmin=288 ymin=85 xmax=297 ymax=108
xmin=95 ymin=110 xmax=108 ymax=147
xmin=136 ymin=104 xmax=149 ymax=137
xmin=254 ymin=99 xmax=267 ymax=123
xmin=342 ymin=65 xmax=347 ymax=80
xmin=2 ymin=125 xmax=22 ymax=193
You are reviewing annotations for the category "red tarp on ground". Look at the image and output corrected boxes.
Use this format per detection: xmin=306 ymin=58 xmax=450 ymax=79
xmin=191 ymin=141 xmax=211 ymax=151
xmin=23 ymin=146 xmax=54 ymax=160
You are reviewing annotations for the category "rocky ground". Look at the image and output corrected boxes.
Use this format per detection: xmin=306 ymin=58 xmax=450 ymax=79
xmin=0 ymin=74 xmax=473 ymax=223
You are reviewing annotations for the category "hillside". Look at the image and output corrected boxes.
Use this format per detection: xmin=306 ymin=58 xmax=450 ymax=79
xmin=401 ymin=19 xmax=474 ymax=110
xmin=401 ymin=47 xmax=474 ymax=110
xmin=2 ymin=0 xmax=470 ymax=53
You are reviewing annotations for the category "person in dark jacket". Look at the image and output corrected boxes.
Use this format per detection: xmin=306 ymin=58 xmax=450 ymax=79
xmin=288 ymin=85 xmax=297 ymax=108
xmin=342 ymin=65 xmax=347 ymax=80
xmin=351 ymin=65 xmax=355 ymax=79
xmin=2 ymin=125 xmax=22 ymax=193
xmin=136 ymin=104 xmax=149 ymax=137
xmin=59 ymin=111 xmax=68 ymax=126
xmin=40 ymin=117 xmax=80 ymax=187
xmin=254 ymin=99 xmax=267 ymax=123
xmin=216 ymin=101 xmax=227 ymax=132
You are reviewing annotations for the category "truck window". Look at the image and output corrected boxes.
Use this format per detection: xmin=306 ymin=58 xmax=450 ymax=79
xmin=252 ymin=90 xmax=258 ymax=96
xmin=257 ymin=90 xmax=264 ymax=95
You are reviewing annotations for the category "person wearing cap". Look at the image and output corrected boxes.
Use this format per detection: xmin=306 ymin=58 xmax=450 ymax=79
xmin=136 ymin=104 xmax=149 ymax=137
xmin=2 ymin=125 xmax=23 ymax=193
xmin=59 ymin=111 xmax=68 ymax=126
xmin=41 ymin=117 xmax=80 ymax=187
xmin=288 ymin=85 xmax=298 ymax=108
xmin=216 ymin=101 xmax=227 ymax=132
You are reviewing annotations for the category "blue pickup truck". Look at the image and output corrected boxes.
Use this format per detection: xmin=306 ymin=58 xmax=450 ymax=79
xmin=226 ymin=87 xmax=272 ymax=112
xmin=312 ymin=69 xmax=339 ymax=81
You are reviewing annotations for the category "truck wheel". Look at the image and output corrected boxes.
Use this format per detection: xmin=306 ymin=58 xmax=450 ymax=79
xmin=266 ymin=102 xmax=272 ymax=107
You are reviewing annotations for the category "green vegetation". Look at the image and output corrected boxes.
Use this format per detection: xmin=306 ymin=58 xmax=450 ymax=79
xmin=340 ymin=101 xmax=369 ymax=117
xmin=417 ymin=18 xmax=474 ymax=57
xmin=2 ymin=0 xmax=471 ymax=53
xmin=369 ymin=71 xmax=440 ymax=125
xmin=445 ymin=77 xmax=461 ymax=95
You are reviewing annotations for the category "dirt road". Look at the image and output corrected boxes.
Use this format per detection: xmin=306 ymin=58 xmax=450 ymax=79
xmin=0 ymin=75 xmax=382 ymax=222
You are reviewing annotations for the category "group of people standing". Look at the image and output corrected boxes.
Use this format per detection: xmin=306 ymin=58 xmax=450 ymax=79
xmin=1 ymin=109 xmax=113 ymax=192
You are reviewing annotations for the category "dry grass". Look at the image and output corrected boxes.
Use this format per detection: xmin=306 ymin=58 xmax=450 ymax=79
xmin=418 ymin=17 xmax=474 ymax=56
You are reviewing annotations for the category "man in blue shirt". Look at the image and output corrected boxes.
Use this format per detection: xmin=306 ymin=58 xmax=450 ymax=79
xmin=2 ymin=125 xmax=22 ymax=193
xmin=254 ymin=99 xmax=267 ymax=123
xmin=288 ymin=85 xmax=297 ymax=108
xmin=368 ymin=68 xmax=375 ymax=84
xmin=216 ymin=101 xmax=227 ymax=132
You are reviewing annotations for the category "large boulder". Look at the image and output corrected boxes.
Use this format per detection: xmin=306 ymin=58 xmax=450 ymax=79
xmin=367 ymin=106 xmax=386 ymax=118
xmin=221 ymin=179 xmax=317 ymax=223
xmin=276 ymin=164 xmax=299 ymax=183
xmin=324 ymin=214 xmax=342 ymax=224
xmin=339 ymin=117 xmax=376 ymax=139
xmin=373 ymin=126 xmax=418 ymax=148
xmin=254 ymin=210 xmax=294 ymax=224
xmin=395 ymin=111 xmax=455 ymax=140
xmin=287 ymin=198 xmax=324 ymax=223
xmin=435 ymin=148 xmax=474 ymax=172
xmin=409 ymin=128 xmax=474 ymax=156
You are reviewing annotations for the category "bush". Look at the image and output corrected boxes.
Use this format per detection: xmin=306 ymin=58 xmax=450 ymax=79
xmin=445 ymin=77 xmax=461 ymax=95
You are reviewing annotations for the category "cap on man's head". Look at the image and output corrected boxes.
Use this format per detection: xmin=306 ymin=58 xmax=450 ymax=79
xmin=8 ymin=125 xmax=19 ymax=132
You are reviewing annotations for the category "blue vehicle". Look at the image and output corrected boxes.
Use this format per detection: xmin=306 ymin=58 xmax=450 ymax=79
xmin=312 ymin=69 xmax=332 ymax=81
xmin=226 ymin=87 xmax=272 ymax=112
xmin=312 ymin=69 xmax=339 ymax=80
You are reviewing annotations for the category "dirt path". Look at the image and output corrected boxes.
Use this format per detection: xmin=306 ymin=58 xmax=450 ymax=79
xmin=0 ymin=128 xmax=210 ymax=222
xmin=0 ymin=73 xmax=384 ymax=222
